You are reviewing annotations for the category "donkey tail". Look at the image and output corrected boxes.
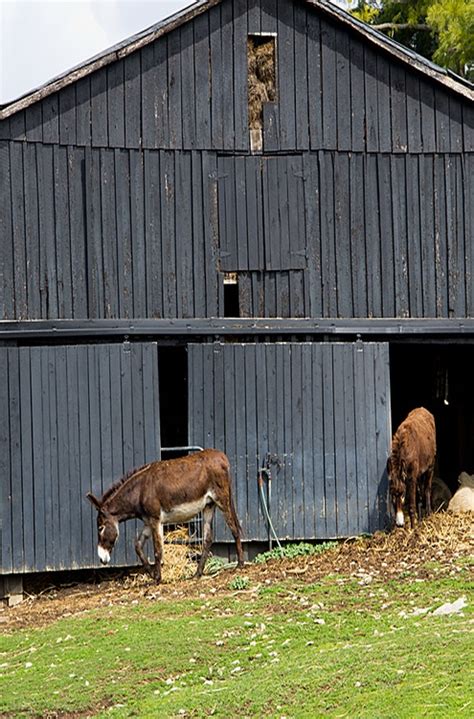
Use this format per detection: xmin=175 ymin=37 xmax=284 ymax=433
xmin=229 ymin=488 xmax=244 ymax=540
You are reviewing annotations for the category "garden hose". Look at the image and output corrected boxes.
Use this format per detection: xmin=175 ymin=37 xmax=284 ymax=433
xmin=258 ymin=469 xmax=282 ymax=550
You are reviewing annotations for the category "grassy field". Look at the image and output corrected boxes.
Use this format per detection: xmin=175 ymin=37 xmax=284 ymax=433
xmin=1 ymin=565 xmax=472 ymax=718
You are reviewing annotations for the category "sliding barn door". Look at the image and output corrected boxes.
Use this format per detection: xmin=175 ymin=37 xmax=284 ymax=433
xmin=188 ymin=342 xmax=391 ymax=542
xmin=0 ymin=342 xmax=160 ymax=574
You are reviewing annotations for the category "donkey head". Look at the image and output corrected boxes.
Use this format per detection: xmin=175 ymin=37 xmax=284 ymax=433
xmin=86 ymin=493 xmax=120 ymax=564
xmin=387 ymin=456 xmax=406 ymax=527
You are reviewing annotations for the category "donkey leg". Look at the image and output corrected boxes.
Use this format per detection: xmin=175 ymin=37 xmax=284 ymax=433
xmin=425 ymin=467 xmax=434 ymax=517
xmin=150 ymin=519 xmax=164 ymax=584
xmin=218 ymin=495 xmax=244 ymax=568
xmin=135 ymin=525 xmax=154 ymax=577
xmin=408 ymin=478 xmax=417 ymax=529
xmin=196 ymin=504 xmax=216 ymax=578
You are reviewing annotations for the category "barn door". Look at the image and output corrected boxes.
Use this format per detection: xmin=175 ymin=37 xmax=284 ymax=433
xmin=218 ymin=155 xmax=307 ymax=271
xmin=0 ymin=342 xmax=160 ymax=574
xmin=188 ymin=342 xmax=391 ymax=542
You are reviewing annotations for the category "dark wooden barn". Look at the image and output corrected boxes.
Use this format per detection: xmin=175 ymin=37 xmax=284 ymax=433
xmin=1 ymin=0 xmax=473 ymax=594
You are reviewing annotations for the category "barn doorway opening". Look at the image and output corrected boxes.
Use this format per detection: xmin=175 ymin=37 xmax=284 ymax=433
xmin=389 ymin=343 xmax=474 ymax=496
xmin=158 ymin=346 xmax=188 ymax=458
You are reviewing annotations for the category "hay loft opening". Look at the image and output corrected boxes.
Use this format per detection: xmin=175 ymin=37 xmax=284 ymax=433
xmin=248 ymin=34 xmax=277 ymax=152
xmin=389 ymin=344 xmax=474 ymax=496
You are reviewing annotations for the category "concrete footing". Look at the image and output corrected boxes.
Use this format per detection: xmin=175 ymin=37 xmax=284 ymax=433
xmin=0 ymin=575 xmax=24 ymax=607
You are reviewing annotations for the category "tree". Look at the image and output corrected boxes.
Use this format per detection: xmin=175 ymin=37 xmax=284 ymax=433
xmin=427 ymin=0 xmax=474 ymax=78
xmin=348 ymin=0 xmax=474 ymax=80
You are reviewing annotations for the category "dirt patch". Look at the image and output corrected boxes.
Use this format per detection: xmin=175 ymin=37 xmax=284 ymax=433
xmin=1 ymin=513 xmax=472 ymax=632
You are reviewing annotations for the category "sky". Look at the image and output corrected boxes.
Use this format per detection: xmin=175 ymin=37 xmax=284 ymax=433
xmin=0 ymin=0 xmax=350 ymax=104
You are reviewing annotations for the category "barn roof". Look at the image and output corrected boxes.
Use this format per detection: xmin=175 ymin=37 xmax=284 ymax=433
xmin=0 ymin=0 xmax=472 ymax=120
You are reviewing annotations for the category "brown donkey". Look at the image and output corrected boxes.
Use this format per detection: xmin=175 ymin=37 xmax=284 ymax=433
xmin=387 ymin=407 xmax=436 ymax=529
xmin=86 ymin=449 xmax=244 ymax=583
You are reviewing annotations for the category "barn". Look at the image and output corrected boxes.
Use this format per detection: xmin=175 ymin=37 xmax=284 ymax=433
xmin=1 ymin=0 xmax=473 ymax=597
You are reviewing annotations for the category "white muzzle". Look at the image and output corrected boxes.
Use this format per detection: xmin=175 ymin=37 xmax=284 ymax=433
xmin=98 ymin=545 xmax=111 ymax=564
xmin=395 ymin=511 xmax=405 ymax=527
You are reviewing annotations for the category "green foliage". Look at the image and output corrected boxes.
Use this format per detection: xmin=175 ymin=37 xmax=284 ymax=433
xmin=204 ymin=555 xmax=227 ymax=575
xmin=349 ymin=0 xmax=474 ymax=78
xmin=254 ymin=541 xmax=337 ymax=564
xmin=228 ymin=575 xmax=251 ymax=590
xmin=427 ymin=0 xmax=474 ymax=78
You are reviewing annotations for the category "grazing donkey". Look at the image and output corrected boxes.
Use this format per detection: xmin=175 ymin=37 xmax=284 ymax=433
xmin=387 ymin=407 xmax=436 ymax=529
xmin=87 ymin=449 xmax=244 ymax=583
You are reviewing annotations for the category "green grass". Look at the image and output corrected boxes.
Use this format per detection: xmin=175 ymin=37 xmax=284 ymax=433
xmin=1 ymin=570 xmax=472 ymax=718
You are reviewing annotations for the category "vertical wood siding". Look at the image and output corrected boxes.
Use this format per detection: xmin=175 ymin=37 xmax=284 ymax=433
xmin=0 ymin=343 xmax=160 ymax=574
xmin=0 ymin=0 xmax=470 ymax=153
xmin=188 ymin=341 xmax=391 ymax=541
xmin=0 ymin=140 xmax=471 ymax=320
xmin=0 ymin=143 xmax=220 ymax=320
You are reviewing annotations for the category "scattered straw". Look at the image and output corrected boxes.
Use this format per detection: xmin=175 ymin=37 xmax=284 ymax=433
xmin=161 ymin=527 xmax=199 ymax=583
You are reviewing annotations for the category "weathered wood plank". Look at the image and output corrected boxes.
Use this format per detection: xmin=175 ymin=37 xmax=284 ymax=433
xmin=76 ymin=76 xmax=91 ymax=146
xmin=307 ymin=12 xmax=323 ymax=149
xmin=54 ymin=145 xmax=73 ymax=316
xmin=0 ymin=349 xmax=13 ymax=570
xmin=194 ymin=12 xmax=211 ymax=149
xmin=221 ymin=0 xmax=235 ymax=150
xmin=175 ymin=152 xmax=193 ymax=316
xmin=181 ymin=22 xmax=196 ymax=149
xmin=350 ymin=37 xmax=365 ymax=152
xmin=390 ymin=63 xmax=408 ymax=152
xmin=84 ymin=147 xmax=104 ymax=316
xmin=321 ymin=19 xmax=337 ymax=150
xmin=68 ymin=147 xmax=87 ymax=317
xmin=107 ymin=60 xmax=125 ymax=147
xmin=277 ymin=0 xmax=295 ymax=150
xmin=129 ymin=150 xmax=147 ymax=316
xmin=0 ymin=143 xmax=14 ymax=318
xmin=209 ymin=4 xmax=224 ymax=149
xmin=160 ymin=151 xmax=177 ymax=316
xmin=10 ymin=142 xmax=27 ymax=318
xmin=167 ymin=31 xmax=182 ymax=149
xmin=144 ymin=150 xmax=162 ymax=316
xmin=91 ymin=68 xmax=108 ymax=147
xmin=23 ymin=144 xmax=41 ymax=317
xmin=25 ymin=104 xmax=43 ymax=142
xmin=364 ymin=48 xmax=379 ymax=152
xmin=114 ymin=149 xmax=133 ymax=318
xmin=335 ymin=27 xmax=351 ymax=151
xmin=124 ymin=53 xmax=141 ymax=148
xmin=100 ymin=148 xmax=119 ymax=316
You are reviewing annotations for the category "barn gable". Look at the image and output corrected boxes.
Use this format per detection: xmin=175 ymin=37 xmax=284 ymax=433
xmin=0 ymin=0 xmax=472 ymax=152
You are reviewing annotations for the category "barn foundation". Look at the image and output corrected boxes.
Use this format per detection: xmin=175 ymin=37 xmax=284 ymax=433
xmin=0 ymin=575 xmax=24 ymax=607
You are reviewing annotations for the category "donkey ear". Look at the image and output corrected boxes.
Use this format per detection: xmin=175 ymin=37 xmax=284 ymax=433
xmin=86 ymin=492 xmax=102 ymax=510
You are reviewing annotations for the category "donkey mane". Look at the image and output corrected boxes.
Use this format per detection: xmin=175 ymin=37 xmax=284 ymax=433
xmin=101 ymin=462 xmax=152 ymax=505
